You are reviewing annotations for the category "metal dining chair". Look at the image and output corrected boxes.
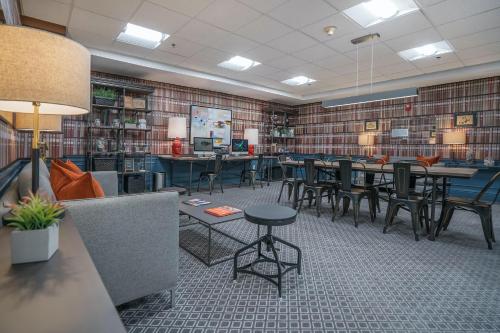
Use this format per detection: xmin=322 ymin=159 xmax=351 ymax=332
xmin=277 ymin=155 xmax=303 ymax=203
xmin=382 ymin=162 xmax=430 ymax=241
xmin=298 ymin=159 xmax=330 ymax=217
xmin=239 ymin=154 xmax=264 ymax=189
xmin=197 ymin=154 xmax=224 ymax=195
xmin=436 ymin=171 xmax=499 ymax=249
xmin=332 ymin=160 xmax=376 ymax=227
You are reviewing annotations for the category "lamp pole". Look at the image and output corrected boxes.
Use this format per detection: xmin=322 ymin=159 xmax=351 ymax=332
xmin=32 ymin=102 xmax=40 ymax=193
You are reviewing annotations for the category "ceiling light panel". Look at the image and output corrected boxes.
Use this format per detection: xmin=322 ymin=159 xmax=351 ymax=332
xmin=117 ymin=23 xmax=169 ymax=49
xmin=343 ymin=0 xmax=419 ymax=28
xmin=398 ymin=41 xmax=454 ymax=61
xmin=218 ymin=56 xmax=261 ymax=71
xmin=281 ymin=76 xmax=316 ymax=86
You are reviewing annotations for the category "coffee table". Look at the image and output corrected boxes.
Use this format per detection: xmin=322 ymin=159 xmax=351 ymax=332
xmin=179 ymin=200 xmax=254 ymax=266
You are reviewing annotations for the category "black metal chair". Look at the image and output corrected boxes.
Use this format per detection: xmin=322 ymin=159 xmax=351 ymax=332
xmin=239 ymin=154 xmax=264 ymax=189
xmin=332 ymin=160 xmax=376 ymax=227
xmin=318 ymin=159 xmax=339 ymax=204
xmin=277 ymin=155 xmax=303 ymax=203
xmin=197 ymin=154 xmax=224 ymax=195
xmin=436 ymin=171 xmax=499 ymax=249
xmin=298 ymin=159 xmax=330 ymax=217
xmin=382 ymin=162 xmax=430 ymax=241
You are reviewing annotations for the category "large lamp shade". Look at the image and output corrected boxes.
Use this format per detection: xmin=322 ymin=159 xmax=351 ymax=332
xmin=244 ymin=128 xmax=259 ymax=155
xmin=15 ymin=114 xmax=62 ymax=132
xmin=0 ymin=25 xmax=90 ymax=193
xmin=358 ymin=133 xmax=375 ymax=146
xmin=443 ymin=131 xmax=466 ymax=145
xmin=168 ymin=117 xmax=187 ymax=155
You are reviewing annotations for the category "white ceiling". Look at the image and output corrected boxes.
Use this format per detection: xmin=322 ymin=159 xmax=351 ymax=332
xmin=19 ymin=0 xmax=500 ymax=104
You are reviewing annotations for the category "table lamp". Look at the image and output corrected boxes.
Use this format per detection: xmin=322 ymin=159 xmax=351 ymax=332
xmin=0 ymin=25 xmax=90 ymax=193
xmin=358 ymin=133 xmax=375 ymax=156
xmin=443 ymin=131 xmax=466 ymax=160
xmin=244 ymin=128 xmax=259 ymax=155
xmin=168 ymin=117 xmax=187 ymax=155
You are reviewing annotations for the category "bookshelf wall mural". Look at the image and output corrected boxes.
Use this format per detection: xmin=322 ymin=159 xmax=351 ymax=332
xmin=290 ymin=76 xmax=500 ymax=160
xmin=7 ymin=74 xmax=500 ymax=164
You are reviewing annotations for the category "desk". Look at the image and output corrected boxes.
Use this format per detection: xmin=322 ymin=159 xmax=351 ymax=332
xmin=0 ymin=215 xmax=126 ymax=333
xmin=282 ymin=160 xmax=478 ymax=240
xmin=159 ymin=155 xmax=278 ymax=195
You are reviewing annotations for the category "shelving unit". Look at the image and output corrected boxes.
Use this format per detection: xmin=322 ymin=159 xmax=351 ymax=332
xmin=87 ymin=79 xmax=154 ymax=193
xmin=264 ymin=107 xmax=295 ymax=154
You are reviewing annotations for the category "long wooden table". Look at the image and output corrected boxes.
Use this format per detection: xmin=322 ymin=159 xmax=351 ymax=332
xmin=159 ymin=155 xmax=278 ymax=195
xmin=282 ymin=160 xmax=478 ymax=240
xmin=0 ymin=214 xmax=126 ymax=333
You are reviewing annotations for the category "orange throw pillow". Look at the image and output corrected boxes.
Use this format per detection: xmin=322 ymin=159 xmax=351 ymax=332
xmin=417 ymin=155 xmax=440 ymax=166
xmin=376 ymin=154 xmax=389 ymax=164
xmin=52 ymin=159 xmax=83 ymax=174
xmin=57 ymin=172 xmax=104 ymax=201
xmin=50 ymin=161 xmax=82 ymax=194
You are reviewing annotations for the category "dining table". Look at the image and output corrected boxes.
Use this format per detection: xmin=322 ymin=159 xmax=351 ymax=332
xmin=281 ymin=160 xmax=478 ymax=241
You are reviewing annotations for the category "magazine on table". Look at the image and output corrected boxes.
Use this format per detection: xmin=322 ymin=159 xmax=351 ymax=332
xmin=204 ymin=206 xmax=242 ymax=217
xmin=183 ymin=198 xmax=211 ymax=207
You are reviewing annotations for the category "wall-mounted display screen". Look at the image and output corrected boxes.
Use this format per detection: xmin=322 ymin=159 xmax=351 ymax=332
xmin=190 ymin=105 xmax=232 ymax=147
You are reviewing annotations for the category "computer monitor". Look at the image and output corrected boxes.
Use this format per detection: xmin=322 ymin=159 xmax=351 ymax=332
xmin=231 ymin=139 xmax=248 ymax=156
xmin=193 ymin=137 xmax=214 ymax=156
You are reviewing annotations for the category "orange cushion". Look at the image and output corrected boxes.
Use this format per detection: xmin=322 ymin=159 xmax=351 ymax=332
xmin=376 ymin=154 xmax=389 ymax=164
xmin=56 ymin=172 xmax=104 ymax=201
xmin=417 ymin=155 xmax=441 ymax=166
xmin=50 ymin=161 xmax=82 ymax=194
xmin=53 ymin=159 xmax=83 ymax=174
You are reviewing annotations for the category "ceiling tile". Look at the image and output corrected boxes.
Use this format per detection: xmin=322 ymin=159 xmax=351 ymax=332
xmin=294 ymin=43 xmax=340 ymax=62
xmin=456 ymin=42 xmax=500 ymax=60
xmin=236 ymin=0 xmax=287 ymax=13
xmin=157 ymin=36 xmax=205 ymax=57
xmin=423 ymin=0 xmax=500 ymax=25
xmin=69 ymin=8 xmax=125 ymax=39
xmin=266 ymin=55 xmax=307 ymax=70
xmin=210 ymin=32 xmax=259 ymax=54
xmin=412 ymin=52 xmax=461 ymax=68
xmin=147 ymin=49 xmax=187 ymax=65
xmin=324 ymin=31 xmax=364 ymax=53
xmin=436 ymin=8 xmax=500 ymax=39
xmin=420 ymin=61 xmax=463 ymax=73
xmin=22 ymin=0 xmax=71 ymax=25
xmin=246 ymin=64 xmax=282 ymax=77
xmin=322 ymin=0 xmax=360 ymax=11
xmin=372 ymin=11 xmax=432 ymax=41
xmin=131 ymin=2 xmax=191 ymax=35
xmin=449 ymin=27 xmax=500 ymax=50
xmin=385 ymin=68 xmax=424 ymax=80
xmin=175 ymin=19 xmax=226 ymax=44
xmin=259 ymin=70 xmax=296 ymax=81
xmin=268 ymin=0 xmax=337 ymax=29
xmin=110 ymin=40 xmax=156 ymax=58
xmin=315 ymin=53 xmax=355 ymax=71
xmin=73 ymin=0 xmax=141 ymax=21
xmin=240 ymin=45 xmax=285 ymax=62
xmin=461 ymin=53 xmax=500 ymax=66
xmin=186 ymin=47 xmax=231 ymax=66
xmin=68 ymin=27 xmax=113 ymax=49
xmin=148 ymin=0 xmax=214 ymax=17
xmin=384 ymin=27 xmax=442 ymax=52
xmin=414 ymin=0 xmax=446 ymax=8
xmin=300 ymin=12 xmax=363 ymax=42
xmin=237 ymin=15 xmax=292 ymax=43
xmin=375 ymin=61 xmax=418 ymax=75
xmin=266 ymin=31 xmax=317 ymax=53
xmin=197 ymin=0 xmax=261 ymax=31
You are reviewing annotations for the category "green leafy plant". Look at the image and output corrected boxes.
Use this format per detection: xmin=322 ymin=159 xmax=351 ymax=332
xmin=6 ymin=193 xmax=64 ymax=230
xmin=124 ymin=118 xmax=136 ymax=124
xmin=93 ymin=87 xmax=117 ymax=99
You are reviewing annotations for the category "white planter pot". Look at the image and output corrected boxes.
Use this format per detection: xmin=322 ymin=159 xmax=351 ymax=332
xmin=125 ymin=123 xmax=137 ymax=129
xmin=11 ymin=224 xmax=59 ymax=264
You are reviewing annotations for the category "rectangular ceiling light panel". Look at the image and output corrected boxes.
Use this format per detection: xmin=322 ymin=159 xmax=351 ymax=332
xmin=117 ymin=23 xmax=169 ymax=49
xmin=398 ymin=41 xmax=453 ymax=61
xmin=281 ymin=76 xmax=316 ymax=86
xmin=218 ymin=56 xmax=260 ymax=71
xmin=343 ymin=0 xmax=419 ymax=28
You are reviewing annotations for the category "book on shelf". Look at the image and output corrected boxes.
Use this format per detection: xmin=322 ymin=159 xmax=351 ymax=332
xmin=183 ymin=198 xmax=211 ymax=207
xmin=204 ymin=206 xmax=242 ymax=217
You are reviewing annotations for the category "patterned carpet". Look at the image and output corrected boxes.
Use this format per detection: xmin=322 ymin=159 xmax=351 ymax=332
xmin=119 ymin=182 xmax=500 ymax=333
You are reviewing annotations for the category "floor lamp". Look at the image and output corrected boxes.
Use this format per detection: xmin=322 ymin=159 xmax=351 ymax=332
xmin=0 ymin=25 xmax=90 ymax=193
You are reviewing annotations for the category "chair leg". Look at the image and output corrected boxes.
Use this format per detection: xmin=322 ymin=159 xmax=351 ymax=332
xmin=353 ymin=198 xmax=360 ymax=228
xmin=315 ymin=189 xmax=322 ymax=217
xmin=307 ymin=191 xmax=313 ymax=207
xmin=278 ymin=181 xmax=286 ymax=203
xmin=383 ymin=202 xmax=395 ymax=234
xmin=298 ymin=188 xmax=307 ymax=212
xmin=342 ymin=197 xmax=350 ymax=216
xmin=411 ymin=209 xmax=420 ymax=241
xmin=423 ymin=205 xmax=430 ymax=234
xmin=436 ymin=204 xmax=453 ymax=236
xmin=367 ymin=194 xmax=375 ymax=223
xmin=479 ymin=211 xmax=493 ymax=250
xmin=489 ymin=209 xmax=495 ymax=242
xmin=332 ymin=195 xmax=341 ymax=222
xmin=288 ymin=183 xmax=293 ymax=200
xmin=220 ymin=176 xmax=224 ymax=193
xmin=197 ymin=177 xmax=202 ymax=192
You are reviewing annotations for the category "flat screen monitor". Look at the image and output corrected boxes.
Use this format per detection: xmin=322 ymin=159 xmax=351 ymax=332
xmin=231 ymin=139 xmax=248 ymax=154
xmin=193 ymin=137 xmax=214 ymax=154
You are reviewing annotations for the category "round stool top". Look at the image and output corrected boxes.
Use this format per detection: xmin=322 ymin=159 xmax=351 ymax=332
xmin=159 ymin=187 xmax=187 ymax=195
xmin=244 ymin=204 xmax=297 ymax=226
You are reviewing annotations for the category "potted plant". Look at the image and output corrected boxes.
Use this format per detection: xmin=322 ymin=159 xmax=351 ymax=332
xmin=124 ymin=118 xmax=137 ymax=129
xmin=93 ymin=87 xmax=117 ymax=106
xmin=6 ymin=192 xmax=64 ymax=264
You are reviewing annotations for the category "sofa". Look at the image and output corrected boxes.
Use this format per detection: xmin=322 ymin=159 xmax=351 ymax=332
xmin=0 ymin=160 xmax=179 ymax=306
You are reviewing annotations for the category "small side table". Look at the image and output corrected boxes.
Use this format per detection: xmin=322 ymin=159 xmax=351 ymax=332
xmin=233 ymin=204 xmax=301 ymax=297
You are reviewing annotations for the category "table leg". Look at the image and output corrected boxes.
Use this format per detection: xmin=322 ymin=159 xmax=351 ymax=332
xmin=428 ymin=176 xmax=437 ymax=241
xmin=292 ymin=178 xmax=300 ymax=210
xmin=169 ymin=160 xmax=174 ymax=187
xmin=188 ymin=161 xmax=193 ymax=196
xmin=437 ymin=177 xmax=448 ymax=225
xmin=267 ymin=159 xmax=271 ymax=186
xmin=208 ymin=225 xmax=212 ymax=266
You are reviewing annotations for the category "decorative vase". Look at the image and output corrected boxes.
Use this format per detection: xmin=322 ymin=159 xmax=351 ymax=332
xmin=11 ymin=224 xmax=59 ymax=264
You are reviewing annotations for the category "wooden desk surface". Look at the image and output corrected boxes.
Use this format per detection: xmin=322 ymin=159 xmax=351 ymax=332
xmin=0 ymin=215 xmax=126 ymax=333
xmin=159 ymin=154 xmax=277 ymax=161
xmin=282 ymin=160 xmax=478 ymax=179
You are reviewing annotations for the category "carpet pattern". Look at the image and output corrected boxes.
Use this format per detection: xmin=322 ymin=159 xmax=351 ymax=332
xmin=119 ymin=182 xmax=500 ymax=333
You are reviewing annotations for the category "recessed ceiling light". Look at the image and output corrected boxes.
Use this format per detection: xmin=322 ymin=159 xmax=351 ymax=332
xmin=117 ymin=23 xmax=169 ymax=49
xmin=343 ymin=0 xmax=419 ymax=28
xmin=398 ymin=41 xmax=453 ymax=61
xmin=217 ymin=56 xmax=261 ymax=71
xmin=281 ymin=76 xmax=316 ymax=86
